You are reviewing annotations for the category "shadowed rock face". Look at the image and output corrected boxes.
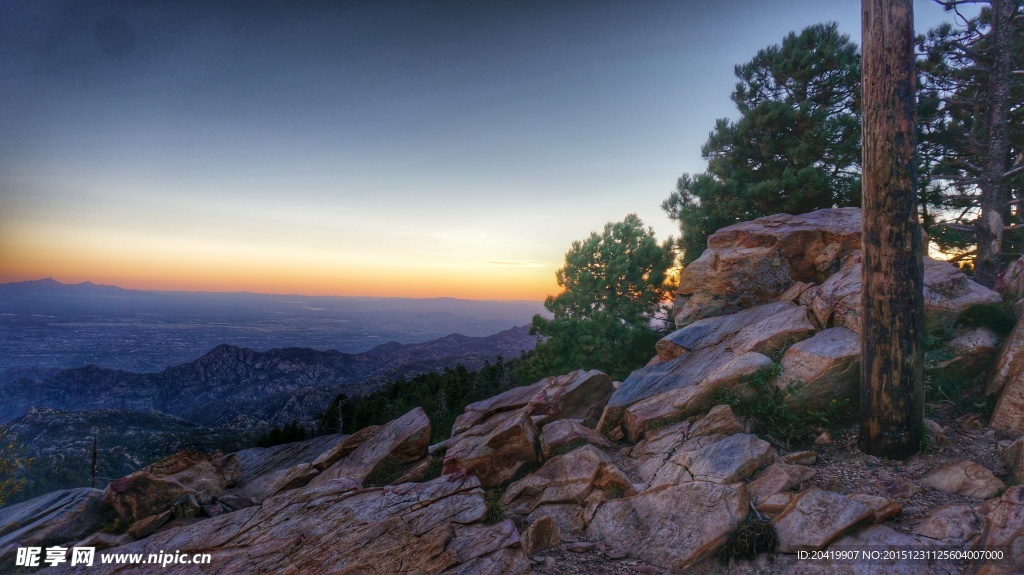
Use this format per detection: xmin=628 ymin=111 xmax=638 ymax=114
xmin=0 ymin=488 xmax=112 ymax=570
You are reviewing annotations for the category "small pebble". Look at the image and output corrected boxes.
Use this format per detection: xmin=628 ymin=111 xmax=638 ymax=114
xmin=565 ymin=542 xmax=594 ymax=553
xmin=605 ymin=548 xmax=628 ymax=559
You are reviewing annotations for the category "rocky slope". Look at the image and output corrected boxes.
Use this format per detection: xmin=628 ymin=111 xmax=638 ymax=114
xmin=5 ymin=208 xmax=1024 ymax=574
xmin=0 ymin=325 xmax=537 ymax=426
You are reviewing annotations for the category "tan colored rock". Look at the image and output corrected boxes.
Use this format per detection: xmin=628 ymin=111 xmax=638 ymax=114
xmin=772 ymin=487 xmax=873 ymax=552
xmin=127 ymin=510 xmax=172 ymax=540
xmin=521 ymin=515 xmax=560 ymax=556
xmin=971 ymin=486 xmax=1024 ymax=575
xmin=501 ymin=445 xmax=632 ymax=516
xmin=611 ymin=349 xmax=773 ymax=441
xmin=778 ymin=281 xmax=816 ymax=304
xmin=50 ymin=474 xmax=531 ymax=575
xmin=849 ymin=493 xmax=902 ymax=523
xmin=921 ymin=460 xmax=1005 ymax=499
xmin=807 ymin=251 xmax=1001 ymax=334
xmin=991 ymin=376 xmax=1024 ymax=434
xmin=674 ymin=208 xmax=862 ymax=326
xmin=540 ymin=419 xmax=613 ymax=460
xmin=660 ymin=301 xmax=800 ymax=356
xmin=443 ymin=409 xmax=539 ymax=487
xmin=311 ymin=426 xmax=380 ymax=470
xmin=756 ymin=492 xmax=796 ymax=516
xmin=689 ymin=404 xmax=745 ymax=438
xmin=783 ymin=451 xmax=817 ymax=465
xmin=454 ymin=370 xmax=613 ymax=435
xmin=987 ymin=316 xmax=1024 ymax=398
xmin=310 ymin=406 xmax=430 ymax=487
xmin=103 ymin=449 xmax=241 ymax=522
xmin=526 ymin=370 xmax=615 ymax=428
xmin=1000 ymin=435 xmax=1024 ymax=484
xmin=778 ymin=326 xmax=860 ymax=413
xmin=746 ymin=463 xmax=815 ymax=504
xmin=586 ymin=481 xmax=749 ymax=572
xmin=930 ymin=327 xmax=1000 ymax=383
xmin=220 ymin=463 xmax=318 ymax=505
xmin=995 ymin=254 xmax=1024 ymax=299
xmin=911 ymin=505 xmax=980 ymax=545
xmin=728 ymin=304 xmax=818 ymax=355
xmin=670 ymin=433 xmax=776 ymax=484
xmin=0 ymin=488 xmax=112 ymax=569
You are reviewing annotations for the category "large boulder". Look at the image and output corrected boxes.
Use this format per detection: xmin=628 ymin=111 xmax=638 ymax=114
xmin=539 ymin=419 xmax=612 ymax=460
xmin=0 ymin=488 xmax=112 ymax=569
xmin=771 ymin=487 xmax=873 ymax=552
xmin=970 ymin=485 xmax=1024 ymax=575
xmin=647 ymin=432 xmax=776 ymax=488
xmin=309 ymin=407 xmax=430 ymax=488
xmin=920 ymin=460 xmax=1005 ymax=499
xmin=452 ymin=370 xmax=613 ymax=435
xmin=657 ymin=301 xmax=805 ymax=359
xmin=103 ymin=450 xmax=242 ymax=522
xmin=586 ymin=481 xmax=749 ymax=571
xmin=501 ymin=444 xmax=633 ymax=534
xmin=48 ymin=474 xmax=531 ymax=575
xmin=777 ymin=327 xmax=861 ymax=412
xmin=219 ymin=434 xmax=343 ymax=506
xmin=804 ymin=251 xmax=1001 ymax=334
xmin=674 ymin=208 xmax=862 ymax=326
xmin=443 ymin=409 xmax=539 ymax=487
xmin=602 ymin=343 xmax=773 ymax=441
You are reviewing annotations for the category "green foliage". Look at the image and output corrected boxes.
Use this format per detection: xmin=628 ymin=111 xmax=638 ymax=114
xmin=528 ymin=214 xmax=676 ymax=381
xmin=956 ymin=302 xmax=1016 ymax=336
xmin=714 ymin=364 xmax=855 ymax=448
xmin=0 ymin=424 xmax=30 ymax=507
xmin=605 ymin=483 xmax=625 ymax=500
xmin=257 ymin=419 xmax=308 ymax=448
xmin=664 ymin=23 xmax=862 ymax=263
xmin=917 ymin=5 xmax=1024 ymax=276
xmin=484 ymin=488 xmax=505 ymax=525
xmin=315 ymin=355 xmax=532 ymax=444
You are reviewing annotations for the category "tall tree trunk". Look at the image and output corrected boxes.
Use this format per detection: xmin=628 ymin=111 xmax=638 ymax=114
xmin=860 ymin=0 xmax=924 ymax=459
xmin=974 ymin=0 xmax=1015 ymax=287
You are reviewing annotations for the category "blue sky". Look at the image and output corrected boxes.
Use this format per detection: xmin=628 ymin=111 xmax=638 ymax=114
xmin=0 ymin=0 xmax=970 ymax=299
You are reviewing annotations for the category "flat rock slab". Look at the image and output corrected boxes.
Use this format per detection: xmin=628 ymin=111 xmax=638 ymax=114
xmin=586 ymin=481 xmax=748 ymax=572
xmin=501 ymin=445 xmax=632 ymax=516
xmin=747 ymin=463 xmax=815 ymax=504
xmin=772 ymin=487 xmax=873 ymax=552
xmin=0 ymin=487 xmax=111 ymax=569
xmin=671 ymin=432 xmax=776 ymax=485
xmin=920 ymin=460 xmax=1005 ymax=499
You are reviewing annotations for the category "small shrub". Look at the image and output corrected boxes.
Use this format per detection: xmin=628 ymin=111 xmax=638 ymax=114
xmin=605 ymin=483 xmax=625 ymax=499
xmin=484 ymin=489 xmax=505 ymax=524
xmin=103 ymin=516 xmax=134 ymax=534
xmin=956 ymin=302 xmax=1016 ymax=336
xmin=718 ymin=512 xmax=778 ymax=563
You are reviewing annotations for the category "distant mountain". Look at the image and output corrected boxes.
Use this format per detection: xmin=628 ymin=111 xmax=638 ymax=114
xmin=0 ymin=325 xmax=538 ymax=426
xmin=0 ymin=277 xmax=547 ymax=373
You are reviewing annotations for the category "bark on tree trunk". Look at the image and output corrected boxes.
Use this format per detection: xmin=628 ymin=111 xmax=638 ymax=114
xmin=860 ymin=0 xmax=924 ymax=459
xmin=973 ymin=0 xmax=1015 ymax=288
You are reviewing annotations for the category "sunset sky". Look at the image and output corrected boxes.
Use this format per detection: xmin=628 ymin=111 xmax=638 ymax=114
xmin=0 ymin=1 xmax=969 ymax=301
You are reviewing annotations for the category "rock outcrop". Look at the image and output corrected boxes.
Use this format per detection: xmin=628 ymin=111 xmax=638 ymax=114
xmin=103 ymin=450 xmax=241 ymax=522
xmin=0 ymin=488 xmax=112 ymax=570
xmin=49 ymin=475 xmax=530 ymax=575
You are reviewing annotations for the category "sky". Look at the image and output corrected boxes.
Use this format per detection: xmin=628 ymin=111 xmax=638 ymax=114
xmin=0 ymin=0 xmax=972 ymax=301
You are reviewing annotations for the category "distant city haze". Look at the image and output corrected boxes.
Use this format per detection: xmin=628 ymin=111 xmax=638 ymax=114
xmin=0 ymin=1 xmax=970 ymax=300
